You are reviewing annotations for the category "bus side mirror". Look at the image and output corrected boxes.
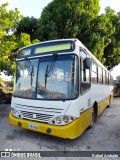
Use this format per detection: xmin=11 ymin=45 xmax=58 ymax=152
xmin=83 ymin=58 xmax=91 ymax=69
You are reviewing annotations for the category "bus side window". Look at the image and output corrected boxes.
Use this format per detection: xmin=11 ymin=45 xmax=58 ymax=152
xmin=106 ymin=72 xmax=108 ymax=85
xmin=110 ymin=75 xmax=113 ymax=85
xmin=103 ymin=69 xmax=106 ymax=84
xmin=91 ymin=60 xmax=97 ymax=83
xmin=80 ymin=58 xmax=86 ymax=81
xmin=108 ymin=74 xmax=111 ymax=85
xmin=98 ymin=66 xmax=102 ymax=84
xmin=80 ymin=49 xmax=91 ymax=95
xmin=80 ymin=57 xmax=91 ymax=83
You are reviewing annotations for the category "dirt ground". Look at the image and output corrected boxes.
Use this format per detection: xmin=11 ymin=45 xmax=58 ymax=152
xmin=0 ymin=97 xmax=120 ymax=159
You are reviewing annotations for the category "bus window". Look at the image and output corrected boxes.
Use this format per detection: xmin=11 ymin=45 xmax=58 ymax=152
xmin=103 ymin=69 xmax=106 ymax=84
xmin=80 ymin=57 xmax=91 ymax=82
xmin=14 ymin=59 xmax=39 ymax=98
xmin=106 ymin=72 xmax=109 ymax=85
xmin=86 ymin=69 xmax=90 ymax=82
xmin=80 ymin=50 xmax=91 ymax=95
xmin=91 ymin=60 xmax=97 ymax=83
xmin=80 ymin=58 xmax=86 ymax=81
xmin=37 ymin=54 xmax=79 ymax=100
xmin=105 ymin=72 xmax=107 ymax=85
xmin=98 ymin=66 xmax=102 ymax=84
xmin=110 ymin=75 xmax=113 ymax=85
xmin=108 ymin=74 xmax=111 ymax=85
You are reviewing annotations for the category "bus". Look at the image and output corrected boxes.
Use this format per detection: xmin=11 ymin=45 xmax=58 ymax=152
xmin=9 ymin=39 xmax=113 ymax=139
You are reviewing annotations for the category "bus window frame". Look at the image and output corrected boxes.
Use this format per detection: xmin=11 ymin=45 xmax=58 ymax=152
xmin=79 ymin=48 xmax=91 ymax=95
xmin=98 ymin=65 xmax=103 ymax=84
xmin=91 ymin=60 xmax=98 ymax=84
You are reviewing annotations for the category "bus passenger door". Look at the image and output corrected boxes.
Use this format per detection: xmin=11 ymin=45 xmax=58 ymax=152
xmin=79 ymin=49 xmax=91 ymax=111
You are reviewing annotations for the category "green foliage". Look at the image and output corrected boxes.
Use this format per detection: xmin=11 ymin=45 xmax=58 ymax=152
xmin=0 ymin=3 xmax=22 ymax=39
xmin=8 ymin=80 xmax=14 ymax=88
xmin=102 ymin=8 xmax=120 ymax=69
xmin=17 ymin=33 xmax=31 ymax=47
xmin=15 ymin=16 xmax=39 ymax=41
xmin=0 ymin=3 xmax=22 ymax=74
xmin=32 ymin=39 xmax=40 ymax=44
xmin=0 ymin=3 xmax=39 ymax=75
xmin=36 ymin=0 xmax=119 ymax=69
xmin=37 ymin=0 xmax=100 ymax=41
xmin=0 ymin=1 xmax=119 ymax=72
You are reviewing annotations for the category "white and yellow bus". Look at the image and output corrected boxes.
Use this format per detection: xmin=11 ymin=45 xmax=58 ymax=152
xmin=9 ymin=39 xmax=113 ymax=139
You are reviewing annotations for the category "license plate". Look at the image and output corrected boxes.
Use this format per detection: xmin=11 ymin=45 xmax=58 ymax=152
xmin=28 ymin=124 xmax=39 ymax=130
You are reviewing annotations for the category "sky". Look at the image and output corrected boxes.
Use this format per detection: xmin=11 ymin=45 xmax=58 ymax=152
xmin=0 ymin=0 xmax=120 ymax=18
xmin=0 ymin=0 xmax=120 ymax=79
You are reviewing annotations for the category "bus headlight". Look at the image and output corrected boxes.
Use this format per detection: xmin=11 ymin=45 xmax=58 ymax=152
xmin=50 ymin=115 xmax=76 ymax=125
xmin=11 ymin=108 xmax=20 ymax=118
xmin=56 ymin=117 xmax=62 ymax=124
xmin=63 ymin=116 xmax=70 ymax=123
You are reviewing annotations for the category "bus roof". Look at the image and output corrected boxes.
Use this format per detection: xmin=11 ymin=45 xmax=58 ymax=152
xmin=18 ymin=38 xmax=111 ymax=75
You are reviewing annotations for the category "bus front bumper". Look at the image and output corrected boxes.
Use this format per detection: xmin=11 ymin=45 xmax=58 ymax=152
xmin=9 ymin=112 xmax=80 ymax=139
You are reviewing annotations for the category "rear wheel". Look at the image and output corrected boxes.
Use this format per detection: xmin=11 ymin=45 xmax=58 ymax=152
xmin=107 ymin=95 xmax=112 ymax=108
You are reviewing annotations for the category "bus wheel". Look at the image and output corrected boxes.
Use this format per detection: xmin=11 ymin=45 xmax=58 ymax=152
xmin=107 ymin=104 xmax=110 ymax=108
xmin=107 ymin=95 xmax=111 ymax=108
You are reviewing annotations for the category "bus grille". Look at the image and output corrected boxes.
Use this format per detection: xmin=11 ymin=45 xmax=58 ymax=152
xmin=19 ymin=110 xmax=54 ymax=123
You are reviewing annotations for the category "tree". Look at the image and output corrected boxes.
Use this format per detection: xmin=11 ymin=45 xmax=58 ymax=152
xmin=15 ymin=16 xmax=39 ymax=41
xmin=101 ymin=7 xmax=120 ymax=69
xmin=0 ymin=3 xmax=21 ymax=40
xmin=36 ymin=0 xmax=100 ymax=41
xmin=36 ymin=0 xmax=120 ymax=70
xmin=88 ymin=7 xmax=116 ymax=64
xmin=0 ymin=3 xmax=22 ymax=73
xmin=0 ymin=3 xmax=39 ymax=74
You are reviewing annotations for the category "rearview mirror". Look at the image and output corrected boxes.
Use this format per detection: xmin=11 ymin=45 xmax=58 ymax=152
xmin=83 ymin=58 xmax=91 ymax=69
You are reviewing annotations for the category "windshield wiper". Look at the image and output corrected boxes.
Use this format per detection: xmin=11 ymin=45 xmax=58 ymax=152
xmin=24 ymin=59 xmax=34 ymax=85
xmin=45 ymin=53 xmax=58 ymax=88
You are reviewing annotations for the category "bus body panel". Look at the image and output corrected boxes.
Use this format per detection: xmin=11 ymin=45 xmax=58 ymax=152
xmin=9 ymin=106 xmax=93 ymax=139
xmin=11 ymin=97 xmax=81 ymax=120
xmin=90 ymin=84 xmax=113 ymax=106
xmin=9 ymin=95 xmax=112 ymax=139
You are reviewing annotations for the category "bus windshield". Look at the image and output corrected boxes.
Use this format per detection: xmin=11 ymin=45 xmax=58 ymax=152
xmin=14 ymin=54 xmax=78 ymax=100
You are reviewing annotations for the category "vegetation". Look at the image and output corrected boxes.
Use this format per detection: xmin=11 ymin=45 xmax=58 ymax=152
xmin=37 ymin=0 xmax=120 ymax=69
xmin=0 ymin=0 xmax=120 ymax=75
xmin=0 ymin=3 xmax=39 ymax=74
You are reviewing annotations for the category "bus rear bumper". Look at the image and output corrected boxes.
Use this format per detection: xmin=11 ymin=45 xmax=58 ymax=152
xmin=9 ymin=112 xmax=80 ymax=139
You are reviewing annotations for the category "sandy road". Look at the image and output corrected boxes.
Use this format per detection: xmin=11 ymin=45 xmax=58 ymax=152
xmin=0 ymin=97 xmax=120 ymax=159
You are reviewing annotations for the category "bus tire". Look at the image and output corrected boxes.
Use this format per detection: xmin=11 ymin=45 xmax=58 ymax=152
xmin=107 ymin=95 xmax=112 ymax=108
xmin=107 ymin=104 xmax=110 ymax=108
